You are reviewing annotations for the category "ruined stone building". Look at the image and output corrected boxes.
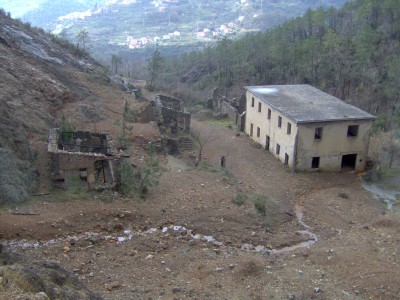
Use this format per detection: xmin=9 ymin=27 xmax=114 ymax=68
xmin=207 ymin=88 xmax=246 ymax=131
xmin=245 ymin=85 xmax=375 ymax=172
xmin=48 ymin=129 xmax=120 ymax=191
xmin=154 ymin=94 xmax=191 ymax=133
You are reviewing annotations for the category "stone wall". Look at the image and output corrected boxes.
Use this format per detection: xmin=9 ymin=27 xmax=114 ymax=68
xmin=207 ymin=89 xmax=246 ymax=132
xmin=49 ymin=152 xmax=119 ymax=191
xmin=220 ymin=100 xmax=238 ymax=121
xmin=157 ymin=94 xmax=183 ymax=111
xmin=155 ymin=94 xmax=191 ymax=133
xmin=48 ymin=128 xmax=119 ymax=191
xmin=161 ymin=107 xmax=191 ymax=133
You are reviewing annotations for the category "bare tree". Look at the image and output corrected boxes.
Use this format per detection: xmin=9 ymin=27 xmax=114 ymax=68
xmin=76 ymin=29 xmax=89 ymax=50
xmin=191 ymin=128 xmax=214 ymax=167
xmin=368 ymin=131 xmax=400 ymax=179
xmin=111 ymin=54 xmax=123 ymax=75
xmin=147 ymin=45 xmax=164 ymax=91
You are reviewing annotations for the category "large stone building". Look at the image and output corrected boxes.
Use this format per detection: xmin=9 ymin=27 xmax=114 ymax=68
xmin=245 ymin=85 xmax=375 ymax=172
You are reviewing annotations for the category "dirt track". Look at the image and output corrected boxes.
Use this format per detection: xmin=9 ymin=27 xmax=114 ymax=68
xmin=2 ymin=113 xmax=400 ymax=299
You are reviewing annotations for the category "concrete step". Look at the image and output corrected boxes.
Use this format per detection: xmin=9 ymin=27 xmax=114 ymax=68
xmin=178 ymin=137 xmax=193 ymax=151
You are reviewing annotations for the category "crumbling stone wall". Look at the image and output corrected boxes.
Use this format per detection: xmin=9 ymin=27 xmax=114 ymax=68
xmin=49 ymin=152 xmax=118 ymax=191
xmin=207 ymin=88 xmax=246 ymax=131
xmin=221 ymin=100 xmax=238 ymax=121
xmin=160 ymin=107 xmax=191 ymax=133
xmin=48 ymin=128 xmax=119 ymax=191
xmin=155 ymin=94 xmax=191 ymax=133
xmin=59 ymin=131 xmax=110 ymax=155
xmin=157 ymin=94 xmax=183 ymax=111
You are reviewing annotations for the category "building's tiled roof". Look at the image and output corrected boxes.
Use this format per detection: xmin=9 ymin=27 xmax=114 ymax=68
xmin=246 ymin=85 xmax=375 ymax=123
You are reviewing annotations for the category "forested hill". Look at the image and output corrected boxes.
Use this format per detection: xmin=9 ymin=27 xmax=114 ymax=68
xmin=159 ymin=0 xmax=400 ymax=129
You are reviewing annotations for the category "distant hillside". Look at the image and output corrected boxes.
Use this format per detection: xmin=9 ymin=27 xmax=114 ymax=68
xmin=0 ymin=10 xmax=125 ymax=205
xmin=3 ymin=0 xmax=348 ymax=61
xmin=20 ymin=0 xmax=107 ymax=29
xmin=158 ymin=0 xmax=400 ymax=131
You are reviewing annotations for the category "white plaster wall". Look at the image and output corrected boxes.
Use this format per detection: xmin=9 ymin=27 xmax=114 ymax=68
xmin=296 ymin=120 xmax=372 ymax=171
xmin=245 ymin=91 xmax=373 ymax=172
xmin=245 ymin=91 xmax=297 ymax=168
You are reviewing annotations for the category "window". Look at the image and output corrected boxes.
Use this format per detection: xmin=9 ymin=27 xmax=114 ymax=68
xmin=278 ymin=116 xmax=282 ymax=128
xmin=265 ymin=135 xmax=270 ymax=150
xmin=315 ymin=127 xmax=323 ymax=140
xmin=267 ymin=108 xmax=271 ymax=120
xmin=311 ymin=157 xmax=320 ymax=169
xmin=257 ymin=127 xmax=260 ymax=137
xmin=250 ymin=123 xmax=253 ymax=137
xmin=284 ymin=153 xmax=289 ymax=165
xmin=251 ymin=97 xmax=255 ymax=107
xmin=287 ymin=122 xmax=292 ymax=134
xmin=258 ymin=102 xmax=262 ymax=112
xmin=276 ymin=144 xmax=280 ymax=155
xmin=347 ymin=125 xmax=359 ymax=137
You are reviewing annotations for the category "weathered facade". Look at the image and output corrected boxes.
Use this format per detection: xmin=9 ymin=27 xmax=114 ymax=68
xmin=245 ymin=85 xmax=375 ymax=172
xmin=48 ymin=129 xmax=120 ymax=191
xmin=207 ymin=88 xmax=246 ymax=131
xmin=154 ymin=94 xmax=191 ymax=133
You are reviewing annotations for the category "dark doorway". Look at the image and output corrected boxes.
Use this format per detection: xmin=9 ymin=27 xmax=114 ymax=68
xmin=341 ymin=154 xmax=357 ymax=170
xmin=284 ymin=153 xmax=289 ymax=165
xmin=311 ymin=157 xmax=320 ymax=169
xmin=265 ymin=135 xmax=270 ymax=150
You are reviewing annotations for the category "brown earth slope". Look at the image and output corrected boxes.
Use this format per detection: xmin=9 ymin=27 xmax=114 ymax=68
xmin=1 ymin=118 xmax=399 ymax=299
xmin=0 ymin=11 xmax=132 ymax=203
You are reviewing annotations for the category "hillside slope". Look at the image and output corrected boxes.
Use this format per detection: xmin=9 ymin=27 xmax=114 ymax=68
xmin=0 ymin=10 xmax=128 ymax=204
xmin=159 ymin=0 xmax=400 ymax=128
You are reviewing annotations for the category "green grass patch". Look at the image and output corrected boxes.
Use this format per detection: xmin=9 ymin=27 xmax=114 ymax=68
xmin=199 ymin=162 xmax=237 ymax=185
xmin=198 ymin=161 xmax=220 ymax=172
xmin=205 ymin=118 xmax=235 ymax=128
xmin=221 ymin=168 xmax=237 ymax=185
xmin=47 ymin=188 xmax=91 ymax=202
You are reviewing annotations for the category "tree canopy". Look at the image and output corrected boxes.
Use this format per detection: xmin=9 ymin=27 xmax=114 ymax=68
xmin=158 ymin=0 xmax=400 ymax=131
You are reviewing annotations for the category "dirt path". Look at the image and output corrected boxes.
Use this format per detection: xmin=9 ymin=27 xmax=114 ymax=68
xmin=1 ymin=116 xmax=400 ymax=299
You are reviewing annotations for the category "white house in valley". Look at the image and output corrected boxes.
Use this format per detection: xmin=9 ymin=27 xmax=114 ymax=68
xmin=245 ymin=85 xmax=375 ymax=172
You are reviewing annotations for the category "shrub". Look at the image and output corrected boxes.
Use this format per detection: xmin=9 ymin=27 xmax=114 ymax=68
xmin=232 ymin=193 xmax=247 ymax=206
xmin=120 ymin=159 xmax=135 ymax=196
xmin=134 ymin=87 xmax=143 ymax=98
xmin=252 ymin=194 xmax=267 ymax=216
xmin=119 ymin=144 xmax=160 ymax=198
xmin=138 ymin=143 xmax=160 ymax=197
xmin=59 ymin=115 xmax=76 ymax=143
